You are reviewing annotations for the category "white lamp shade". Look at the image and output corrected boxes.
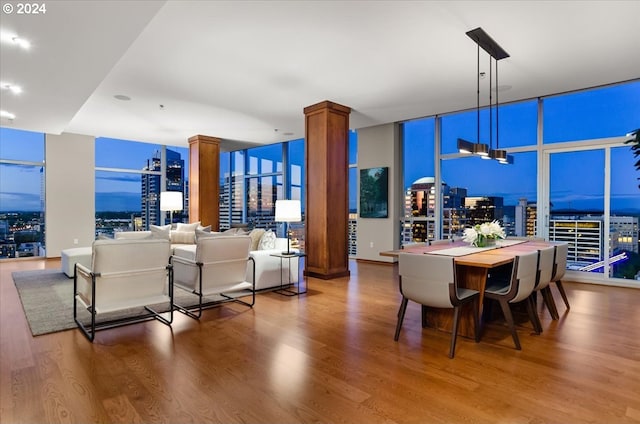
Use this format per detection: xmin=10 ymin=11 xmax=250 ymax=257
xmin=160 ymin=191 xmax=183 ymax=211
xmin=275 ymin=199 xmax=301 ymax=222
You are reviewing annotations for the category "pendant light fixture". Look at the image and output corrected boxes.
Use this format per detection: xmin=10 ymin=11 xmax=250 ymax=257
xmin=458 ymin=27 xmax=514 ymax=164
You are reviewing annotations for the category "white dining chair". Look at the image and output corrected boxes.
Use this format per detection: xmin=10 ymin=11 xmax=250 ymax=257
xmin=550 ymin=243 xmax=570 ymax=310
xmin=395 ymin=253 xmax=480 ymax=358
xmin=532 ymin=246 xmax=560 ymax=332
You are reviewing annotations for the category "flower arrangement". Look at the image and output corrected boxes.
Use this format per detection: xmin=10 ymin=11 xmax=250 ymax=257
xmin=462 ymin=220 xmax=506 ymax=247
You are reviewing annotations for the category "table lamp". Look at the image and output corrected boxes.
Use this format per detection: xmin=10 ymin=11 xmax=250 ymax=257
xmin=275 ymin=199 xmax=301 ymax=255
xmin=160 ymin=191 xmax=183 ymax=225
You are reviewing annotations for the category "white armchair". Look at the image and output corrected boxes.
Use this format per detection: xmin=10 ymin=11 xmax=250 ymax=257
xmin=171 ymin=235 xmax=255 ymax=319
xmin=73 ymin=238 xmax=174 ymax=342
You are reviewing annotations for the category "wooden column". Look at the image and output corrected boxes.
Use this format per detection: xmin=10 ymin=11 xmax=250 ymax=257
xmin=304 ymin=101 xmax=351 ymax=280
xmin=188 ymin=135 xmax=220 ymax=229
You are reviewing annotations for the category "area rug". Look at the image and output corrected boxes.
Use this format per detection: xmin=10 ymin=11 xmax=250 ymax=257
xmin=12 ymin=269 xmax=250 ymax=337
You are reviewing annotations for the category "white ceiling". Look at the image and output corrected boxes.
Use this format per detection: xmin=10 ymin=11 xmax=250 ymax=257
xmin=1 ymin=1 xmax=639 ymax=151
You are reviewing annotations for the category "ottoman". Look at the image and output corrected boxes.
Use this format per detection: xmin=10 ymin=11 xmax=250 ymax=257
xmin=61 ymin=247 xmax=92 ymax=278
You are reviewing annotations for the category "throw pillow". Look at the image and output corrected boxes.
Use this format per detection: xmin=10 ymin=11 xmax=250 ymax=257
xmin=196 ymin=229 xmax=221 ymax=242
xmin=171 ymin=230 xmax=195 ymax=244
xmin=248 ymin=228 xmax=266 ymax=251
xmin=176 ymin=222 xmax=200 ymax=233
xmin=150 ymin=224 xmax=171 ymax=241
xmin=258 ymin=230 xmax=276 ymax=250
xmin=114 ymin=231 xmax=154 ymax=240
xmin=197 ymin=224 xmax=211 ymax=233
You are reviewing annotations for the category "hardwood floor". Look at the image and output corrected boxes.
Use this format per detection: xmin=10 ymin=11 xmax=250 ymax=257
xmin=1 ymin=258 xmax=639 ymax=424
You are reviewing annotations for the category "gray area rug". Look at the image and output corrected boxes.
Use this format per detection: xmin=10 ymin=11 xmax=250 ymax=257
xmin=12 ymin=269 xmax=250 ymax=336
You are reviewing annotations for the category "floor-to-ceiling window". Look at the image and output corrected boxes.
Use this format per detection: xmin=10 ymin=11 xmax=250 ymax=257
xmin=245 ymin=144 xmax=282 ymax=231
xmin=95 ymin=138 xmax=189 ymax=235
xmin=401 ymin=117 xmax=435 ymax=244
xmin=0 ymin=128 xmax=45 ymax=258
xmin=541 ymin=81 xmax=640 ymax=284
xmin=287 ymin=138 xmax=305 ymax=249
xmin=401 ymin=80 xmax=640 ymax=286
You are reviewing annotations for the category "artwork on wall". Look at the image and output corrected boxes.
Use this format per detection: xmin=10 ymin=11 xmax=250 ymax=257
xmin=359 ymin=167 xmax=388 ymax=218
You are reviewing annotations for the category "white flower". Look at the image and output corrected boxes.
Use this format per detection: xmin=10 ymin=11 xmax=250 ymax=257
xmin=479 ymin=222 xmax=493 ymax=236
xmin=462 ymin=228 xmax=478 ymax=243
xmin=462 ymin=220 xmax=506 ymax=246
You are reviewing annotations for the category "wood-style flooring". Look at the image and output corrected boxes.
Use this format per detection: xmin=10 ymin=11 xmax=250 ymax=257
xmin=1 ymin=258 xmax=639 ymax=423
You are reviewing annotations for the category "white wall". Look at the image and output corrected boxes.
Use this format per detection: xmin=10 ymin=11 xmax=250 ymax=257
xmin=355 ymin=123 xmax=401 ymax=263
xmin=45 ymin=133 xmax=95 ymax=257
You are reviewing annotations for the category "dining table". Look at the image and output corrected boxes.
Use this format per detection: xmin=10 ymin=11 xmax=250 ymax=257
xmin=380 ymin=239 xmax=557 ymax=338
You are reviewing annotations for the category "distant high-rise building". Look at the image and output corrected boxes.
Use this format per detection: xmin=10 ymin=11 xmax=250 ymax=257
xmin=465 ymin=196 xmax=504 ymax=226
xmin=219 ymin=173 xmax=231 ymax=230
xmin=550 ymin=219 xmax=603 ymax=266
xmin=141 ymin=149 xmax=185 ymax=229
xmin=348 ymin=213 xmax=358 ymax=256
xmin=402 ymin=177 xmax=467 ymax=244
xmin=610 ymin=215 xmax=639 ymax=253
xmin=515 ymin=198 xmax=538 ymax=237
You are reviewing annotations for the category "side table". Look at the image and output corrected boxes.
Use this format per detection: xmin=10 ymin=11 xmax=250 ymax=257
xmin=270 ymin=252 xmax=307 ymax=296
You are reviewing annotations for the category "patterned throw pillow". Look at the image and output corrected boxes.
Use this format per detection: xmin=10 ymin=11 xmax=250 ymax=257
xmin=258 ymin=230 xmax=276 ymax=250
xmin=248 ymin=228 xmax=266 ymax=251
xmin=176 ymin=222 xmax=200 ymax=233
xmin=170 ymin=231 xmax=195 ymax=244
xmin=150 ymin=224 xmax=171 ymax=241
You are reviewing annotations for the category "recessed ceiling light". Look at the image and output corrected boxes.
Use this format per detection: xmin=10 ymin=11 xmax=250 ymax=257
xmin=0 ymin=33 xmax=31 ymax=49
xmin=0 ymin=110 xmax=16 ymax=120
xmin=12 ymin=36 xmax=30 ymax=49
xmin=114 ymin=94 xmax=131 ymax=101
xmin=1 ymin=82 xmax=22 ymax=94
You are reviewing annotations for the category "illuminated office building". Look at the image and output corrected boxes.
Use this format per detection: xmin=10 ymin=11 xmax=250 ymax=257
xmin=402 ymin=177 xmax=467 ymax=243
xmin=141 ymin=149 xmax=185 ymax=229
xmin=550 ymin=219 xmax=603 ymax=266
xmin=465 ymin=196 xmax=504 ymax=227
xmin=515 ymin=198 xmax=538 ymax=237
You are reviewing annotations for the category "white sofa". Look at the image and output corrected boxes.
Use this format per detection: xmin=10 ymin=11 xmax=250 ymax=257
xmin=113 ymin=229 xmax=299 ymax=291
xmin=248 ymin=237 xmax=299 ymax=291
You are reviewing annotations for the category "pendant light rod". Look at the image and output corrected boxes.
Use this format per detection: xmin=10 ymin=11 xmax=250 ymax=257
xmin=489 ymin=53 xmax=493 ymax=151
xmin=476 ymin=42 xmax=480 ymax=145
xmin=496 ymin=58 xmax=499 ymax=149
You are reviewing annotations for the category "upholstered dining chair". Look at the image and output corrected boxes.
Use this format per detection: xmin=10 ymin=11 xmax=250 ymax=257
xmin=531 ymin=246 xmax=560 ymax=333
xmin=550 ymin=243 xmax=570 ymax=310
xmin=483 ymin=250 xmax=539 ymax=350
xmin=395 ymin=253 xmax=480 ymax=358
